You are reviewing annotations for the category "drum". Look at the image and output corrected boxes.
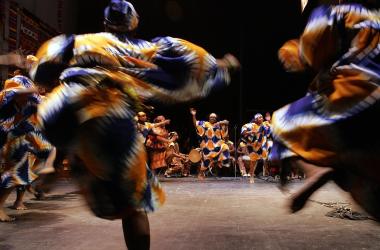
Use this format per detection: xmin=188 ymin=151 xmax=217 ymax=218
xmin=241 ymin=155 xmax=251 ymax=162
xmin=188 ymin=148 xmax=202 ymax=163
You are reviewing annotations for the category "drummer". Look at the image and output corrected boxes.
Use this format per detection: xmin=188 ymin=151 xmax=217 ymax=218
xmin=237 ymin=142 xmax=251 ymax=177
xmin=164 ymin=132 xmax=191 ymax=177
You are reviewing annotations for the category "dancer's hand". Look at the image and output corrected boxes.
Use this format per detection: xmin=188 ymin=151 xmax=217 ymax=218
xmin=164 ymin=119 xmax=171 ymax=125
xmin=190 ymin=108 xmax=196 ymax=116
xmin=218 ymin=120 xmax=229 ymax=126
xmin=278 ymin=39 xmax=305 ymax=72
xmin=217 ymin=54 xmax=240 ymax=71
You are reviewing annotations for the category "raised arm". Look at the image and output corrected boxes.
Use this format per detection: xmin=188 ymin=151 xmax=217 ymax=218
xmin=152 ymin=119 xmax=170 ymax=128
xmin=190 ymin=108 xmax=197 ymax=127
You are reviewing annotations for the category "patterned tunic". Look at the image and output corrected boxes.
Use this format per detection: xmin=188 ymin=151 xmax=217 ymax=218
xmin=137 ymin=121 xmax=154 ymax=140
xmin=195 ymin=121 xmax=230 ymax=168
xmin=240 ymin=122 xmax=271 ymax=161
xmin=31 ymin=32 xmax=233 ymax=219
xmin=0 ymin=75 xmax=53 ymax=188
xmin=271 ymin=4 xmax=380 ymax=170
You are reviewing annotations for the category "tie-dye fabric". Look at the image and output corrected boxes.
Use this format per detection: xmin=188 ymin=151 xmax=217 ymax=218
xmin=271 ymin=4 xmax=380 ymax=168
xmin=195 ymin=121 xmax=230 ymax=168
xmin=0 ymin=75 xmax=53 ymax=188
xmin=137 ymin=121 xmax=154 ymax=140
xmin=31 ymin=32 xmax=233 ymax=219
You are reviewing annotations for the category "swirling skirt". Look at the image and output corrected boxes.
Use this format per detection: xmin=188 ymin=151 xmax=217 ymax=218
xmin=38 ymin=83 xmax=165 ymax=219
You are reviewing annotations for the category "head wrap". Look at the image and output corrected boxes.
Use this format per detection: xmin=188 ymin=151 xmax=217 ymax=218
xmin=254 ymin=113 xmax=263 ymax=120
xmin=104 ymin=0 xmax=139 ymax=32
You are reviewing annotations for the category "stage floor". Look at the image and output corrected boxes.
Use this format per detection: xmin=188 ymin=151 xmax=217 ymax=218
xmin=1 ymin=177 xmax=380 ymax=250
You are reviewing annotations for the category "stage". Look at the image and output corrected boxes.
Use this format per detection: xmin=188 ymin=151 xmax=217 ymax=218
xmin=1 ymin=177 xmax=380 ymax=250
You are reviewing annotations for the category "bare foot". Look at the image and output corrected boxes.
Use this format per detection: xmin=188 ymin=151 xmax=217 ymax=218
xmin=249 ymin=177 xmax=255 ymax=184
xmin=12 ymin=202 xmax=28 ymax=210
xmin=290 ymin=167 xmax=334 ymax=213
xmin=0 ymin=209 xmax=15 ymax=222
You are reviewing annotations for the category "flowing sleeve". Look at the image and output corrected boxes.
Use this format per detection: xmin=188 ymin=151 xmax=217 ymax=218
xmin=0 ymin=76 xmax=38 ymax=120
xmin=279 ymin=5 xmax=340 ymax=72
xmin=31 ymin=34 xmax=234 ymax=104
xmin=143 ymin=36 xmax=232 ymax=102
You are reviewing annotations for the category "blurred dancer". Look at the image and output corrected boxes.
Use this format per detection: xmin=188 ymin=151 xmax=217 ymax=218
xmin=240 ymin=113 xmax=271 ymax=183
xmin=190 ymin=108 xmax=230 ymax=179
xmin=0 ymin=68 xmax=54 ymax=222
xmin=272 ymin=0 xmax=380 ymax=220
xmin=29 ymin=0 xmax=239 ymax=247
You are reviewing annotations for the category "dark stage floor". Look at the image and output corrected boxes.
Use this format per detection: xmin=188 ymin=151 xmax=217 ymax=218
xmin=1 ymin=177 xmax=380 ymax=250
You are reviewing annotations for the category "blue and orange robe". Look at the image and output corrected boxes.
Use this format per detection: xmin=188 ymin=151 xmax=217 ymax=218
xmin=137 ymin=121 xmax=154 ymax=140
xmin=0 ymin=75 xmax=53 ymax=188
xmin=195 ymin=121 xmax=230 ymax=169
xmin=30 ymin=33 xmax=234 ymax=219
xmin=240 ymin=122 xmax=271 ymax=162
xmin=271 ymin=4 xmax=380 ymax=172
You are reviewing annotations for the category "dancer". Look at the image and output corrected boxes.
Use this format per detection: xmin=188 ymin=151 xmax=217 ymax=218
xmin=0 ymin=68 xmax=55 ymax=221
xmin=28 ymin=0 xmax=239 ymax=248
xmin=190 ymin=109 xmax=231 ymax=179
xmin=240 ymin=113 xmax=271 ymax=183
xmin=272 ymin=0 xmax=380 ymax=220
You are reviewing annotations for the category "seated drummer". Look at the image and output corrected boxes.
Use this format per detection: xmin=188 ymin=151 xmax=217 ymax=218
xmin=164 ymin=132 xmax=191 ymax=177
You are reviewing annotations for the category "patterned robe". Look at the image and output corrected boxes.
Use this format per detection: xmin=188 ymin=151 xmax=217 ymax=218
xmin=0 ymin=75 xmax=52 ymax=188
xmin=30 ymin=33 xmax=233 ymax=219
xmin=195 ymin=121 xmax=230 ymax=169
xmin=240 ymin=122 xmax=271 ymax=161
xmin=271 ymin=4 xmax=380 ymax=169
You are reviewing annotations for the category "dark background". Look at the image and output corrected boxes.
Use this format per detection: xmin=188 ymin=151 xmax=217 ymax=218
xmin=75 ymin=0 xmax=313 ymax=150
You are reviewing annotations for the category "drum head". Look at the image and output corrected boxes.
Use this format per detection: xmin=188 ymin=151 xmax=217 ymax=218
xmin=188 ymin=149 xmax=202 ymax=163
xmin=241 ymin=155 xmax=250 ymax=162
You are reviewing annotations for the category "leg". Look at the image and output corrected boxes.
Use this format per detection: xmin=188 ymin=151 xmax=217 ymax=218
xmin=122 ymin=210 xmax=150 ymax=250
xmin=237 ymin=157 xmax=247 ymax=176
xmin=12 ymin=186 xmax=28 ymax=210
xmin=198 ymin=160 xmax=209 ymax=180
xmin=249 ymin=160 xmax=257 ymax=183
xmin=279 ymin=158 xmax=293 ymax=186
xmin=0 ymin=187 xmax=15 ymax=222
xmin=33 ymin=172 xmax=59 ymax=200
xmin=36 ymin=147 xmax=57 ymax=175
xmin=282 ymin=157 xmax=334 ymax=213
xmin=33 ymin=148 xmax=66 ymax=199
xmin=198 ymin=168 xmax=206 ymax=180
xmin=182 ymin=161 xmax=191 ymax=177
xmin=262 ymin=160 xmax=269 ymax=177
xmin=164 ymin=167 xmax=172 ymax=178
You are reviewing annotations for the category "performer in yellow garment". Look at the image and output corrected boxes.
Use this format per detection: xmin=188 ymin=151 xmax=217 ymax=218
xmin=29 ymin=0 xmax=239 ymax=248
